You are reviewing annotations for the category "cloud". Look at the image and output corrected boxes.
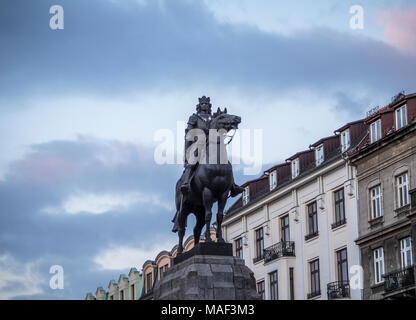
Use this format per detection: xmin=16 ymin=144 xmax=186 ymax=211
xmin=0 ymin=254 xmax=45 ymax=300
xmin=41 ymin=190 xmax=173 ymax=215
xmin=378 ymin=8 xmax=416 ymax=55
xmin=93 ymin=241 xmax=176 ymax=271
xmin=203 ymin=0 xmax=348 ymax=36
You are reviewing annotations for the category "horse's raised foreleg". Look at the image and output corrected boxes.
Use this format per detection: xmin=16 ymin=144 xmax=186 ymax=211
xmin=216 ymin=191 xmax=228 ymax=243
xmin=202 ymin=188 xmax=214 ymax=242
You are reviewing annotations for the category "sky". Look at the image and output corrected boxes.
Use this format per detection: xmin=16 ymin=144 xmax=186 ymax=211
xmin=0 ymin=0 xmax=415 ymax=299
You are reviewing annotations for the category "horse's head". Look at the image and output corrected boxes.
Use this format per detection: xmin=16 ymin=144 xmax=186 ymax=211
xmin=211 ymin=107 xmax=241 ymax=132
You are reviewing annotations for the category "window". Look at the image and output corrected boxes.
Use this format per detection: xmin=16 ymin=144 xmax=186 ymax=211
xmin=333 ymin=188 xmax=346 ymax=227
xmin=242 ymin=186 xmax=250 ymax=205
xmin=396 ymin=105 xmax=407 ymax=130
xmin=373 ymin=247 xmax=384 ymax=284
xmin=159 ymin=264 xmax=168 ymax=280
xmin=146 ymin=272 xmax=153 ymax=293
xmin=235 ymin=238 xmax=243 ymax=258
xmin=396 ymin=173 xmax=409 ymax=208
xmin=280 ymin=215 xmax=290 ymax=244
xmin=130 ymin=284 xmax=135 ymax=300
xmin=341 ymin=129 xmax=350 ymax=152
xmin=315 ymin=145 xmax=324 ymax=166
xmin=269 ymin=170 xmax=277 ymax=190
xmin=289 ymin=268 xmax=295 ymax=300
xmin=370 ymin=119 xmax=381 ymax=143
xmin=255 ymin=228 xmax=264 ymax=261
xmin=306 ymin=202 xmax=318 ymax=239
xmin=370 ymin=185 xmax=382 ymax=219
xmin=269 ymin=271 xmax=278 ymax=300
xmin=120 ymin=289 xmax=124 ymax=300
xmin=336 ymin=248 xmax=349 ymax=283
xmin=257 ymin=281 xmax=265 ymax=300
xmin=400 ymin=237 xmax=413 ymax=269
xmin=291 ymin=158 xmax=300 ymax=179
xmin=309 ymin=259 xmax=320 ymax=297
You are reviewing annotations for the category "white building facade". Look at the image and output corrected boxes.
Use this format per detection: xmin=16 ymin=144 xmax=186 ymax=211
xmin=223 ymin=121 xmax=367 ymax=300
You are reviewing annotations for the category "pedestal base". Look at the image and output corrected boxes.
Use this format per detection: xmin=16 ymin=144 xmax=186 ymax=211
xmin=153 ymin=250 xmax=260 ymax=300
xmin=173 ymin=242 xmax=233 ymax=265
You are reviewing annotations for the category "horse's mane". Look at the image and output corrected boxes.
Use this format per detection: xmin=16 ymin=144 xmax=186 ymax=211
xmin=212 ymin=107 xmax=227 ymax=118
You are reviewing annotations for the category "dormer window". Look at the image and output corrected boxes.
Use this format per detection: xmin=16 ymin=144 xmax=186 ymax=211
xmin=341 ymin=129 xmax=350 ymax=152
xmin=370 ymin=119 xmax=381 ymax=143
xmin=315 ymin=145 xmax=324 ymax=166
xmin=291 ymin=159 xmax=300 ymax=179
xmin=396 ymin=105 xmax=407 ymax=130
xmin=269 ymin=170 xmax=277 ymax=190
xmin=242 ymin=186 xmax=250 ymax=205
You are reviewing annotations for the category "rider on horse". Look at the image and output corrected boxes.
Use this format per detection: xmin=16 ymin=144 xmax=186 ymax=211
xmin=171 ymin=96 xmax=243 ymax=233
xmin=180 ymin=96 xmax=244 ymax=197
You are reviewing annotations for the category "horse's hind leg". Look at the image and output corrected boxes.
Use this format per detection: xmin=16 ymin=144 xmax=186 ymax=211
xmin=202 ymin=188 xmax=214 ymax=242
xmin=216 ymin=191 xmax=228 ymax=243
xmin=193 ymin=211 xmax=204 ymax=245
xmin=177 ymin=211 xmax=187 ymax=254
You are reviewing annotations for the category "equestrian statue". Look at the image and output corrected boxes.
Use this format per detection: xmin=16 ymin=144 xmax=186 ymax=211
xmin=172 ymin=96 xmax=243 ymax=254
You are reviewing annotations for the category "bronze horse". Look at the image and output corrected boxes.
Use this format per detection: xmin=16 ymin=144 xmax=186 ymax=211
xmin=173 ymin=108 xmax=241 ymax=254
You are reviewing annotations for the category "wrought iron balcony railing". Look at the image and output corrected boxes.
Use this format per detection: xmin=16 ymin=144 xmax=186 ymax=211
xmin=264 ymin=241 xmax=295 ymax=263
xmin=327 ymin=281 xmax=350 ymax=299
xmin=383 ymin=265 xmax=415 ymax=293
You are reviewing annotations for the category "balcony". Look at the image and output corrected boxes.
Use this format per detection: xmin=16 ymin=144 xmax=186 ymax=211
xmin=264 ymin=241 xmax=295 ymax=263
xmin=327 ymin=281 xmax=350 ymax=299
xmin=383 ymin=265 xmax=415 ymax=295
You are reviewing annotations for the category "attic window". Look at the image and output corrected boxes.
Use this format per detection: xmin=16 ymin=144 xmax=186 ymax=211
xmin=341 ymin=129 xmax=350 ymax=152
xmin=242 ymin=186 xmax=250 ymax=205
xmin=396 ymin=105 xmax=407 ymax=130
xmin=269 ymin=170 xmax=277 ymax=190
xmin=370 ymin=119 xmax=381 ymax=143
xmin=315 ymin=145 xmax=324 ymax=166
xmin=291 ymin=159 xmax=300 ymax=179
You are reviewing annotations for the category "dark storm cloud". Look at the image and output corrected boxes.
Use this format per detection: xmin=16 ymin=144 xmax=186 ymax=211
xmin=0 ymin=0 xmax=415 ymax=112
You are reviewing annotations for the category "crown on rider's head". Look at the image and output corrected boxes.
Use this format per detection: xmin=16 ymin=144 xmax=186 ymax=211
xmin=196 ymin=96 xmax=212 ymax=113
xmin=198 ymin=96 xmax=210 ymax=105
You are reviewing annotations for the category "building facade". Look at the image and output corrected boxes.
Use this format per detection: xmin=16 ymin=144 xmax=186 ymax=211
xmin=222 ymin=119 xmax=368 ymax=300
xmin=85 ymin=230 xmax=216 ymax=300
xmin=350 ymin=93 xmax=416 ymax=299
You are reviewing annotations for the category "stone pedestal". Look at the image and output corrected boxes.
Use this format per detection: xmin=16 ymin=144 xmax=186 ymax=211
xmin=153 ymin=243 xmax=260 ymax=300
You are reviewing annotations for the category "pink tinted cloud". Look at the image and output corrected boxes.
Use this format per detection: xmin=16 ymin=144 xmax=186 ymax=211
xmin=11 ymin=153 xmax=79 ymax=185
xmin=378 ymin=8 xmax=416 ymax=55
